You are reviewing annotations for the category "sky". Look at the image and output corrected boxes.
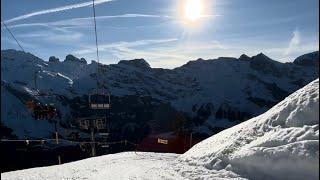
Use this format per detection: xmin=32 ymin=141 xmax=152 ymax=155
xmin=1 ymin=0 xmax=319 ymax=68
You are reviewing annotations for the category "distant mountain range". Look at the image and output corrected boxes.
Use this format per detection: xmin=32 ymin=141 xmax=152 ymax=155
xmin=1 ymin=49 xmax=319 ymax=140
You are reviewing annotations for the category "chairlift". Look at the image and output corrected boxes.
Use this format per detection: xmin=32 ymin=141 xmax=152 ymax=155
xmin=86 ymin=0 xmax=111 ymax=111
xmin=94 ymin=118 xmax=106 ymax=130
xmin=79 ymin=119 xmax=89 ymax=130
xmin=78 ymin=117 xmax=107 ymax=130
xmin=27 ymin=70 xmax=59 ymax=120
xmin=88 ymin=93 xmax=110 ymax=109
xmin=101 ymin=144 xmax=109 ymax=148
xmin=99 ymin=132 xmax=109 ymax=136
xmin=34 ymin=103 xmax=57 ymax=120
xmin=27 ymin=100 xmax=58 ymax=120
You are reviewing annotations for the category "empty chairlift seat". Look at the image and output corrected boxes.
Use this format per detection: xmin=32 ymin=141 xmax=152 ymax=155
xmin=89 ymin=93 xmax=110 ymax=109
xmin=78 ymin=117 xmax=106 ymax=130
xmin=79 ymin=119 xmax=89 ymax=130
xmin=94 ymin=119 xmax=106 ymax=130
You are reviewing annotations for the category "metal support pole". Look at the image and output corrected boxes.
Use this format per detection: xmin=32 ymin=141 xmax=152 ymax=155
xmin=54 ymin=121 xmax=61 ymax=164
xmin=58 ymin=155 xmax=61 ymax=165
xmin=54 ymin=122 xmax=59 ymax=144
xmin=91 ymin=126 xmax=96 ymax=157
xmin=189 ymin=132 xmax=193 ymax=149
xmin=34 ymin=71 xmax=38 ymax=90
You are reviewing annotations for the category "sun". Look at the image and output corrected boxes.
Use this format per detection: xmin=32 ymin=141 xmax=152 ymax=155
xmin=184 ymin=0 xmax=204 ymax=22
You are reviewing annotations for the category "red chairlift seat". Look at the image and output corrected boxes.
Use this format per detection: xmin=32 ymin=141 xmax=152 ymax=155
xmin=32 ymin=102 xmax=57 ymax=120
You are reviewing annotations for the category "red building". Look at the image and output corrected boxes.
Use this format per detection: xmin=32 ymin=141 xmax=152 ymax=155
xmin=137 ymin=132 xmax=201 ymax=154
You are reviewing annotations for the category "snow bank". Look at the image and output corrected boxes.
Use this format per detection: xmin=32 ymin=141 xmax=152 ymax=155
xmin=1 ymin=152 xmax=182 ymax=180
xmin=179 ymin=78 xmax=319 ymax=180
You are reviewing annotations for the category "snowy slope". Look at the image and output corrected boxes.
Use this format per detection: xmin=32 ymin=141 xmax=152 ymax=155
xmin=2 ymin=79 xmax=318 ymax=180
xmin=178 ymin=78 xmax=319 ymax=180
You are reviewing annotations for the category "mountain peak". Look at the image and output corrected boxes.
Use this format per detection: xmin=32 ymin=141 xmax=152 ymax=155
xmin=49 ymin=56 xmax=60 ymax=63
xmin=293 ymin=51 xmax=319 ymax=67
xmin=64 ymin=54 xmax=87 ymax=64
xmin=118 ymin=58 xmax=150 ymax=68
xmin=238 ymin=54 xmax=251 ymax=61
xmin=256 ymin=52 xmax=270 ymax=59
xmin=251 ymin=53 xmax=274 ymax=62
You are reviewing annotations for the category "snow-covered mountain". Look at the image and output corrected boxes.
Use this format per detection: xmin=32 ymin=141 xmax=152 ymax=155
xmin=2 ymin=78 xmax=318 ymax=180
xmin=1 ymin=49 xmax=319 ymax=138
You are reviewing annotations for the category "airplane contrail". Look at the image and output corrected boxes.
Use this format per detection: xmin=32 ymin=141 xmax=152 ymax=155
xmin=4 ymin=0 xmax=115 ymax=24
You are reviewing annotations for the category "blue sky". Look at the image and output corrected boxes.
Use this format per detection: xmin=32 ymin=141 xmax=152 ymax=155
xmin=1 ymin=0 xmax=319 ymax=68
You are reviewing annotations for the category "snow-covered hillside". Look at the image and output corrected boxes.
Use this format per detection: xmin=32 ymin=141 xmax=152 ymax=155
xmin=2 ymin=79 xmax=318 ymax=180
xmin=178 ymin=78 xmax=319 ymax=180
xmin=1 ymin=49 xmax=319 ymax=138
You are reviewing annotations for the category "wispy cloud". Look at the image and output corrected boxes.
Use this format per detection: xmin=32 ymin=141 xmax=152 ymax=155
xmin=48 ymin=14 xmax=172 ymax=28
xmin=74 ymin=38 xmax=178 ymax=55
xmin=3 ymin=12 xmax=219 ymax=30
xmin=4 ymin=0 xmax=115 ymax=24
xmin=3 ymin=13 xmax=173 ymax=30
xmin=73 ymin=38 xmax=187 ymax=68
xmin=96 ymin=14 xmax=172 ymax=19
xmin=1 ymin=36 xmax=38 ymax=50
xmin=16 ymin=30 xmax=83 ymax=42
xmin=284 ymin=29 xmax=301 ymax=55
xmin=72 ymin=38 xmax=233 ymax=68
xmin=2 ymin=23 xmax=70 ymax=33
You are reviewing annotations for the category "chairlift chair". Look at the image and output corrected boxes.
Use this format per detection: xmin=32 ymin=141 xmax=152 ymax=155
xmin=78 ymin=117 xmax=106 ymax=130
xmin=88 ymin=93 xmax=110 ymax=109
xmin=30 ymin=70 xmax=59 ymax=120
xmin=94 ymin=118 xmax=106 ymax=130
xmin=79 ymin=119 xmax=89 ymax=130
xmin=27 ymin=100 xmax=58 ymax=120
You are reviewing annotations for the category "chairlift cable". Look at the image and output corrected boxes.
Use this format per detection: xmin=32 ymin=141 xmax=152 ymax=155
xmin=92 ymin=0 xmax=101 ymax=89
xmin=1 ymin=19 xmax=25 ymax=52
xmin=92 ymin=0 xmax=99 ymax=65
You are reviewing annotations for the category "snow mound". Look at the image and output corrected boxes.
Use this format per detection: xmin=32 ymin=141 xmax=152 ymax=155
xmin=179 ymin=78 xmax=319 ymax=180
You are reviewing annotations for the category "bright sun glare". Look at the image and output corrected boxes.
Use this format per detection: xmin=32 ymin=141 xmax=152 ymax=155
xmin=184 ymin=0 xmax=204 ymax=22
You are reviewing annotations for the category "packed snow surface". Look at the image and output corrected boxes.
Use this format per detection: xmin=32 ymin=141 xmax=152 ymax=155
xmin=2 ymin=79 xmax=319 ymax=180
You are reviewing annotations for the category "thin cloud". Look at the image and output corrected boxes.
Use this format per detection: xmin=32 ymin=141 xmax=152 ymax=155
xmin=16 ymin=30 xmax=83 ymax=42
xmin=4 ymin=14 xmax=172 ymax=29
xmin=96 ymin=14 xmax=172 ymax=19
xmin=4 ymin=0 xmax=115 ymax=24
xmin=285 ymin=29 xmax=301 ymax=55
xmin=199 ymin=14 xmax=222 ymax=18
xmin=49 ymin=14 xmax=172 ymax=27
xmin=2 ymin=23 xmax=70 ymax=33
xmin=73 ymin=39 xmax=232 ymax=68
xmin=74 ymin=38 xmax=178 ymax=55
